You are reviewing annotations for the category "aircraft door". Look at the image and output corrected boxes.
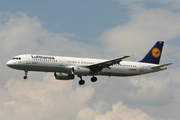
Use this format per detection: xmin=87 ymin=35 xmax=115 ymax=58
xmin=59 ymin=58 xmax=63 ymax=66
xmin=26 ymin=55 xmax=32 ymax=64
xmin=139 ymin=63 xmax=144 ymax=72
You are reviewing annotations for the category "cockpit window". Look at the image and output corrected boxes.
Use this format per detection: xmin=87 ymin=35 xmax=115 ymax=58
xmin=12 ymin=57 xmax=21 ymax=60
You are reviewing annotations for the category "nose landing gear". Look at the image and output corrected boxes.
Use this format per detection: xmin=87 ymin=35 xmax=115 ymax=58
xmin=23 ymin=70 xmax=28 ymax=79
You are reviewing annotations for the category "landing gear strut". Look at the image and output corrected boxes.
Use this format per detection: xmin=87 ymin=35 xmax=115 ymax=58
xmin=23 ymin=70 xmax=28 ymax=79
xmin=78 ymin=76 xmax=85 ymax=85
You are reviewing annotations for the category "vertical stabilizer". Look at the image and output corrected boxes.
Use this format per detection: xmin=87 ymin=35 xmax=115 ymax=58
xmin=140 ymin=41 xmax=164 ymax=64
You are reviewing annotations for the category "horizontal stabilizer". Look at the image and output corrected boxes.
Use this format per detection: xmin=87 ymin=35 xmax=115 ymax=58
xmin=151 ymin=63 xmax=173 ymax=69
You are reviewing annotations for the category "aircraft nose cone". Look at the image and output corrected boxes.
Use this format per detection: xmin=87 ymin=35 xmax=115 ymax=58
xmin=6 ymin=60 xmax=14 ymax=67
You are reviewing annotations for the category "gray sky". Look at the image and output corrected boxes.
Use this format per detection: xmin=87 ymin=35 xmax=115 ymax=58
xmin=0 ymin=0 xmax=180 ymax=120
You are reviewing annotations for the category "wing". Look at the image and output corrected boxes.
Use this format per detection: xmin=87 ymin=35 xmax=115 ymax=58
xmin=87 ymin=56 xmax=130 ymax=72
xmin=151 ymin=63 xmax=173 ymax=69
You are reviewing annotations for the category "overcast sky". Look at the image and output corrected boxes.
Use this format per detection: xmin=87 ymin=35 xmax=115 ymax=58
xmin=0 ymin=0 xmax=180 ymax=120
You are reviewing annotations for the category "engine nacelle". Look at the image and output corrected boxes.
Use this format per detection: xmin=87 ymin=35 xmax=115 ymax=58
xmin=54 ymin=73 xmax=74 ymax=80
xmin=71 ymin=67 xmax=91 ymax=75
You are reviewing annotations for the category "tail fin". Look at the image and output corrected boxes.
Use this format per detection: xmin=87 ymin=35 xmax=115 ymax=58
xmin=140 ymin=41 xmax=164 ymax=64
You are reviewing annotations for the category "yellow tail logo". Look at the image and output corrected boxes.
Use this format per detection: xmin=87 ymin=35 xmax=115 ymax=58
xmin=151 ymin=48 xmax=161 ymax=58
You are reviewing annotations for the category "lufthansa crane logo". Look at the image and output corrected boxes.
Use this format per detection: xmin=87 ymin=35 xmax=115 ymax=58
xmin=151 ymin=48 xmax=161 ymax=58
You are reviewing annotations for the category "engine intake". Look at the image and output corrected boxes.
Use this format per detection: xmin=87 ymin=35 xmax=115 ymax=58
xmin=54 ymin=73 xmax=74 ymax=80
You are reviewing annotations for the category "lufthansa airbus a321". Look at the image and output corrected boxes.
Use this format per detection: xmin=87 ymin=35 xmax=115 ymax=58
xmin=7 ymin=41 xmax=172 ymax=85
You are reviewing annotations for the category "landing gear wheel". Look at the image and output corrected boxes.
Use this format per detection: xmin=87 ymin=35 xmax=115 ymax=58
xmin=91 ymin=76 xmax=97 ymax=82
xmin=79 ymin=80 xmax=85 ymax=85
xmin=23 ymin=76 xmax=27 ymax=79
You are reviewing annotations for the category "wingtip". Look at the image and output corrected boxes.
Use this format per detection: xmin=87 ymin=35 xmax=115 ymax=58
xmin=124 ymin=55 xmax=131 ymax=58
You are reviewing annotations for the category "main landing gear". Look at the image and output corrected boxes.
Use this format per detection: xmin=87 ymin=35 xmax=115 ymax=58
xmin=91 ymin=76 xmax=97 ymax=82
xmin=78 ymin=76 xmax=85 ymax=85
xmin=78 ymin=76 xmax=97 ymax=85
xmin=23 ymin=70 xmax=28 ymax=79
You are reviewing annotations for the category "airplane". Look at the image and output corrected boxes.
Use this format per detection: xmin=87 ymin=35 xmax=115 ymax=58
xmin=6 ymin=41 xmax=172 ymax=85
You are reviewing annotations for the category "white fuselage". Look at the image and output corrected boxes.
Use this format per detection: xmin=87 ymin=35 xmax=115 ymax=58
xmin=6 ymin=54 xmax=166 ymax=77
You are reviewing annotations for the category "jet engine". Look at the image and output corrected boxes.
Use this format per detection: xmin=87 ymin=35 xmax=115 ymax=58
xmin=71 ymin=67 xmax=91 ymax=75
xmin=54 ymin=73 xmax=74 ymax=80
